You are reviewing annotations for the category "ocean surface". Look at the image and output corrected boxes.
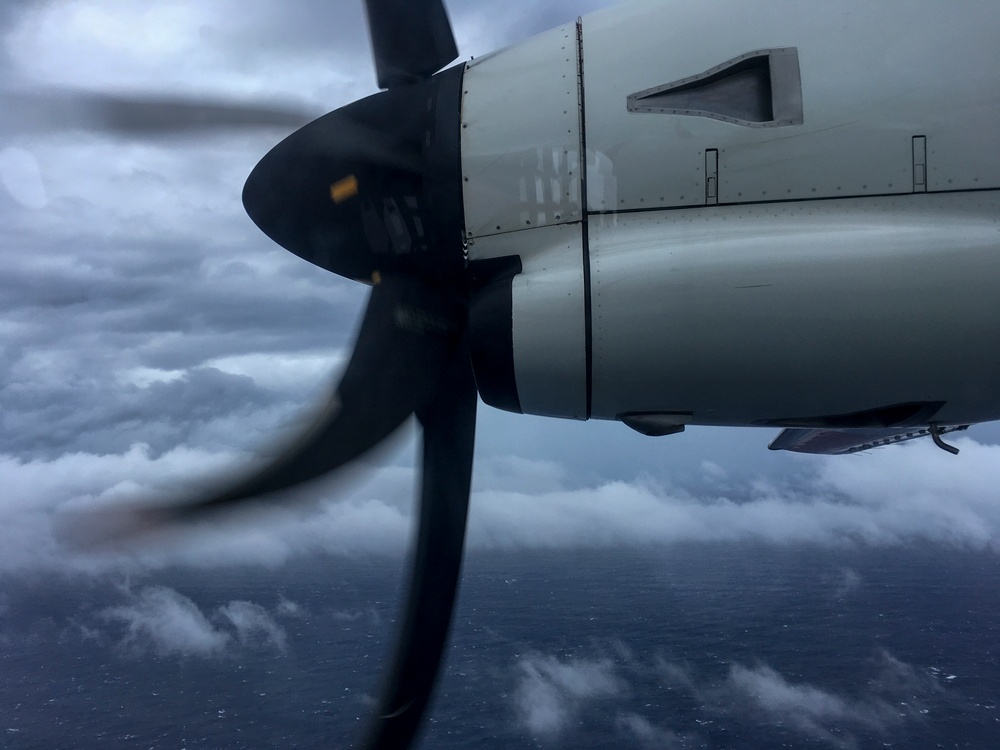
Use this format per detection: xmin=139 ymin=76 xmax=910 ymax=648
xmin=2 ymin=545 xmax=998 ymax=749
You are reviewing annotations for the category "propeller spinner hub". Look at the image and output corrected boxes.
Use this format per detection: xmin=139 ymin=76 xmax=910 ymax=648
xmin=242 ymin=66 xmax=465 ymax=285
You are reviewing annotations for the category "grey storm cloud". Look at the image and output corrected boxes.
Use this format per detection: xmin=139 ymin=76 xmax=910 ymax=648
xmin=4 ymin=366 xmax=283 ymax=459
xmin=0 ymin=146 xmax=46 ymax=208
xmin=2 ymin=0 xmax=999 ymax=578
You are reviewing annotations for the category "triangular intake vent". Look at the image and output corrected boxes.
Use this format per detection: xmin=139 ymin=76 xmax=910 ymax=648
xmin=628 ymin=48 xmax=803 ymax=128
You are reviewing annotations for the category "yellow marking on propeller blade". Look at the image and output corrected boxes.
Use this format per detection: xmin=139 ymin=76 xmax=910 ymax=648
xmin=330 ymin=175 xmax=358 ymax=203
xmin=371 ymin=270 xmax=382 ymax=285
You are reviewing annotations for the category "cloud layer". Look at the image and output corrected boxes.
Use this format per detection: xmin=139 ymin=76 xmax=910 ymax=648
xmin=727 ymin=663 xmax=896 ymax=747
xmin=2 ymin=0 xmax=999 ymax=587
xmin=3 ymin=433 xmax=1000 ymax=574
xmin=101 ymin=585 xmax=293 ymax=657
xmin=102 ymin=586 xmax=231 ymax=657
xmin=507 ymin=646 xmax=943 ymax=749
xmin=514 ymin=653 xmax=623 ymax=734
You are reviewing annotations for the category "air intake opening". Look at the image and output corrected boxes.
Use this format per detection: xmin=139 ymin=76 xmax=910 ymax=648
xmin=627 ymin=48 xmax=803 ymax=128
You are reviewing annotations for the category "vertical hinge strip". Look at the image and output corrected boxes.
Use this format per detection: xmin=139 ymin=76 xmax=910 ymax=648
xmin=912 ymin=135 xmax=927 ymax=193
xmin=705 ymin=148 xmax=719 ymax=205
xmin=576 ymin=17 xmax=593 ymax=419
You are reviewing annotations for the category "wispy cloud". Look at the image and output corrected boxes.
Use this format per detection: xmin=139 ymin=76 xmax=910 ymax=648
xmin=275 ymin=594 xmax=304 ymax=618
xmin=100 ymin=585 xmax=291 ymax=658
xmin=217 ymin=600 xmax=287 ymax=652
xmin=330 ymin=608 xmax=381 ymax=629
xmin=0 ymin=146 xmax=47 ymax=208
xmin=615 ymin=712 xmax=687 ymax=749
xmin=832 ymin=567 xmax=863 ymax=599
xmin=507 ymin=646 xmax=941 ymax=748
xmin=726 ymin=664 xmax=897 ymax=748
xmin=513 ymin=653 xmax=623 ymax=736
xmin=658 ymin=650 xmax=942 ymax=749
xmin=102 ymin=586 xmax=229 ymax=657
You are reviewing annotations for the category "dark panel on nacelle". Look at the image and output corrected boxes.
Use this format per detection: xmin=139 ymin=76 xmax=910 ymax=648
xmin=469 ymin=256 xmax=523 ymax=414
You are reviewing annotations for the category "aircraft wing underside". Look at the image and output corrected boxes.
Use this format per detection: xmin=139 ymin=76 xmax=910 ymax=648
xmin=768 ymin=424 xmax=970 ymax=455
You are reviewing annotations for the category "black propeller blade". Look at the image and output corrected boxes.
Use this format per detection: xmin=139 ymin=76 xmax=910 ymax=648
xmin=71 ymin=2 xmax=477 ymax=748
xmin=4 ymin=87 xmax=316 ymax=137
xmin=65 ymin=274 xmax=468 ymax=546
xmin=234 ymin=41 xmax=471 ymax=747
xmin=364 ymin=0 xmax=459 ymax=89
xmin=361 ymin=341 xmax=477 ymax=750
xmin=142 ymin=275 xmax=467 ymax=524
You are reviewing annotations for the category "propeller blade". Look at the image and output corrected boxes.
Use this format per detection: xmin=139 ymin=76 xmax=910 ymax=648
xmin=165 ymin=275 xmax=466 ymax=520
xmin=4 ymin=87 xmax=316 ymax=137
xmin=363 ymin=0 xmax=459 ymax=89
xmin=359 ymin=340 xmax=477 ymax=750
xmin=66 ymin=275 xmax=466 ymax=546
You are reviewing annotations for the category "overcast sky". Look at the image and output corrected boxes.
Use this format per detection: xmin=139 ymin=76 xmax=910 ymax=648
xmin=2 ymin=0 xmax=1000 ymax=576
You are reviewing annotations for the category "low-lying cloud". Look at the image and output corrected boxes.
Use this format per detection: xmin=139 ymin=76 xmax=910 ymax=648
xmin=3 ymin=434 xmax=1000 ymax=574
xmin=513 ymin=653 xmax=623 ymax=735
xmin=217 ymin=600 xmax=287 ymax=652
xmin=275 ymin=594 xmax=304 ymax=618
xmin=102 ymin=586 xmax=230 ymax=657
xmin=615 ymin=712 xmax=687 ymax=749
xmin=508 ymin=646 xmax=942 ymax=748
xmin=100 ymin=585 xmax=292 ymax=657
xmin=832 ymin=567 xmax=863 ymax=599
xmin=727 ymin=663 xmax=897 ymax=747
xmin=470 ymin=436 xmax=1000 ymax=552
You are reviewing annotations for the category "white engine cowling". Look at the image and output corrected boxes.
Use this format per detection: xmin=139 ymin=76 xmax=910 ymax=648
xmin=461 ymin=0 xmax=1000 ymax=430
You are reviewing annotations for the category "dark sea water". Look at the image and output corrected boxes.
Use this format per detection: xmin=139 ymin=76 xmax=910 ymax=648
xmin=2 ymin=545 xmax=998 ymax=749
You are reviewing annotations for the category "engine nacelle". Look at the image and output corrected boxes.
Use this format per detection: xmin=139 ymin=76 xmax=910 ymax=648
xmin=461 ymin=0 xmax=1000 ymax=429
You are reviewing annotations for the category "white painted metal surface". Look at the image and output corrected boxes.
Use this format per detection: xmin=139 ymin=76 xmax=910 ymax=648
xmin=580 ymin=0 xmax=1000 ymax=210
xmin=468 ymin=223 xmax=589 ymax=419
xmin=461 ymin=23 xmax=582 ymax=241
xmin=587 ymin=191 xmax=1000 ymax=425
xmin=456 ymin=0 xmax=1000 ymax=430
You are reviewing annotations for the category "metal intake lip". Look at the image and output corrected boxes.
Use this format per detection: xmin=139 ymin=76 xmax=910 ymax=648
xmin=241 ymin=65 xmax=466 ymax=284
